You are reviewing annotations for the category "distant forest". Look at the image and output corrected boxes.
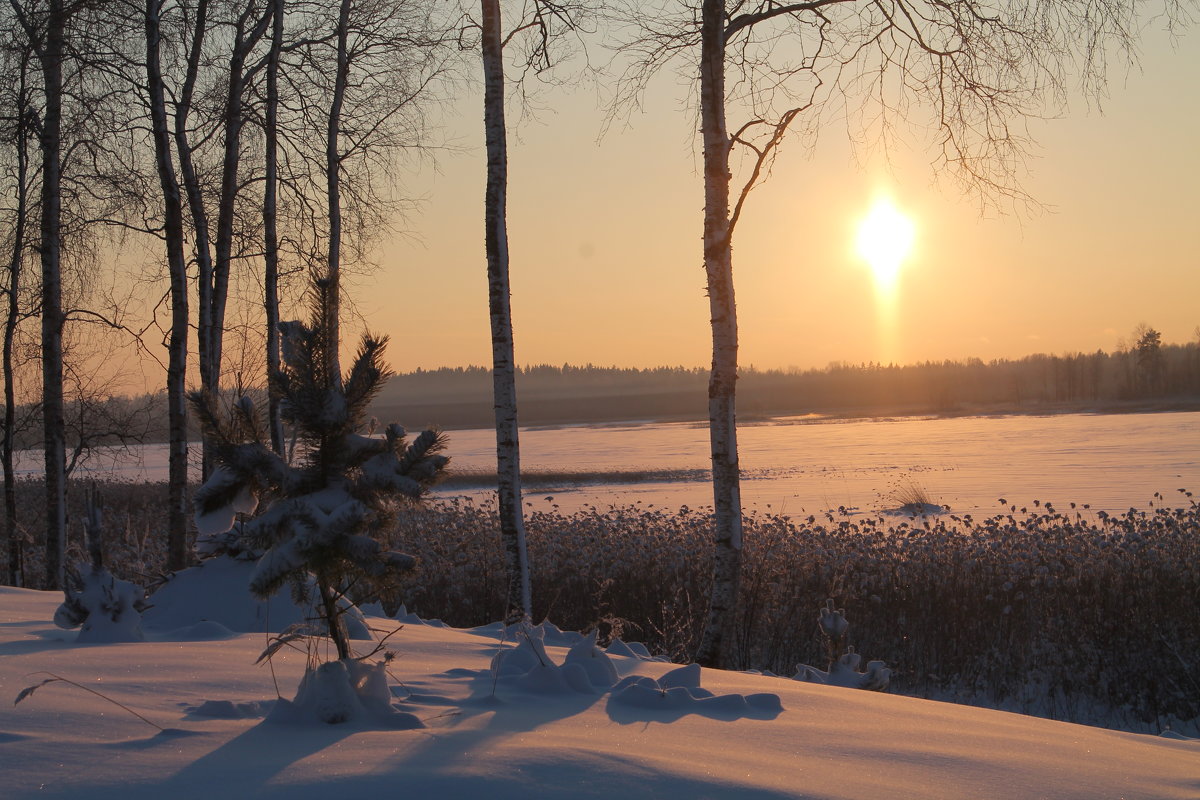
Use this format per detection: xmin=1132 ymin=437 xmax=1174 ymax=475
xmin=9 ymin=331 xmax=1198 ymax=451
xmin=373 ymin=329 xmax=1200 ymax=429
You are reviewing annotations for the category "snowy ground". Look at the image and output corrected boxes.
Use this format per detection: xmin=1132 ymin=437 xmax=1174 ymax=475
xmin=2 ymin=583 xmax=1197 ymax=799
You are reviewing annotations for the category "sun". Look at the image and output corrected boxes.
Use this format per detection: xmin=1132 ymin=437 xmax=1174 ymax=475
xmin=856 ymin=197 xmax=915 ymax=291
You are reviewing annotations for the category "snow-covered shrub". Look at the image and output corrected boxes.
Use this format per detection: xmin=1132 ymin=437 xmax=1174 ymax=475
xmin=53 ymin=486 xmax=149 ymax=644
xmin=794 ymin=600 xmax=890 ymax=691
xmin=190 ymin=282 xmax=448 ymax=676
xmin=55 ymin=568 xmax=148 ymax=643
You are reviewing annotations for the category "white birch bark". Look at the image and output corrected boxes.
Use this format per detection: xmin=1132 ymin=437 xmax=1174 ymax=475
xmin=3 ymin=44 xmax=32 ymax=587
xmin=145 ymin=0 xmax=190 ymax=572
xmin=324 ymin=0 xmax=351 ymax=386
xmin=693 ymin=0 xmax=744 ymax=669
xmin=482 ymin=0 xmax=531 ymax=622
xmin=263 ymin=0 xmax=284 ymax=454
xmin=32 ymin=0 xmax=68 ymax=591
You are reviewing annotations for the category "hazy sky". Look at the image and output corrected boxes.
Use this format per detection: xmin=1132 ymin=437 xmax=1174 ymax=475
xmin=362 ymin=20 xmax=1199 ymax=374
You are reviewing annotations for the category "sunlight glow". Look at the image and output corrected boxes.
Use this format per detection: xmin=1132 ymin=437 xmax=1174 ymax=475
xmin=856 ymin=197 xmax=916 ymax=293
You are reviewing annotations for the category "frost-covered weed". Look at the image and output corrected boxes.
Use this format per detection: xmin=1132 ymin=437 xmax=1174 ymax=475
xmin=387 ymin=493 xmax=1200 ymax=734
xmin=8 ymin=481 xmax=1198 ymax=734
xmin=8 ymin=478 xmax=174 ymax=589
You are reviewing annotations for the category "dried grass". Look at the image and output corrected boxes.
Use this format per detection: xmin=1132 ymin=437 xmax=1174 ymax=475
xmin=5 ymin=477 xmax=1198 ymax=734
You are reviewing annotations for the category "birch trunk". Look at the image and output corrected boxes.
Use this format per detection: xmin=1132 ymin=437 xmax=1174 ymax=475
xmin=481 ymin=0 xmax=531 ymax=622
xmin=145 ymin=0 xmax=191 ymax=572
xmin=693 ymin=0 xmax=743 ymax=669
xmin=36 ymin=0 xmax=68 ymax=591
xmin=3 ymin=48 xmax=31 ymax=587
xmin=173 ymin=0 xmax=215 ymax=475
xmin=209 ymin=13 xmax=254 ymax=399
xmin=324 ymin=0 xmax=351 ymax=385
xmin=263 ymin=0 xmax=284 ymax=454
xmin=190 ymin=1 xmax=269 ymax=477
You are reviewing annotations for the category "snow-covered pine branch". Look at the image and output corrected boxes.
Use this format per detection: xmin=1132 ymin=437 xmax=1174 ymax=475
xmin=189 ymin=292 xmax=448 ymax=703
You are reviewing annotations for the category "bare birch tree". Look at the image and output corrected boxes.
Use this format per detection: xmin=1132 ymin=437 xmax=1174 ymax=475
xmin=261 ymin=0 xmax=284 ymax=454
xmin=277 ymin=0 xmax=447 ymax=380
xmin=0 ymin=34 xmax=37 ymax=587
xmin=143 ymin=0 xmax=191 ymax=571
xmin=480 ymin=0 xmax=529 ymax=623
xmin=7 ymin=0 xmax=78 ymax=590
xmin=471 ymin=0 xmax=589 ymax=624
xmin=611 ymin=0 xmax=1194 ymax=667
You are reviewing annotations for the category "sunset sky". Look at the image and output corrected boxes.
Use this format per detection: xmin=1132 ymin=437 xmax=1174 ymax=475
xmin=362 ymin=21 xmax=1199 ymax=374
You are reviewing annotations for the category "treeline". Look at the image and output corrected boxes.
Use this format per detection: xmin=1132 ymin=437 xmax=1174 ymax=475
xmin=8 ymin=334 xmax=1196 ymax=451
xmin=373 ymin=332 xmax=1200 ymax=427
xmin=740 ymin=336 xmax=1200 ymax=415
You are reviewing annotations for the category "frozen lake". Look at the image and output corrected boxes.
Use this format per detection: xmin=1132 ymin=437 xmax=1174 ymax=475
xmin=26 ymin=410 xmax=1199 ymax=519
xmin=444 ymin=411 xmax=1200 ymax=517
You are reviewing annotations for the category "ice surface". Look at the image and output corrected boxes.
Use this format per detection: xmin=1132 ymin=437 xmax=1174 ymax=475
xmin=30 ymin=413 xmax=1199 ymax=518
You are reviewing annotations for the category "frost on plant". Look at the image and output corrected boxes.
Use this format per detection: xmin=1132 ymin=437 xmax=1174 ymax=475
xmin=54 ymin=485 xmax=148 ymax=644
xmin=795 ymin=600 xmax=890 ymax=692
xmin=189 ymin=282 xmax=447 ymax=722
xmin=54 ymin=569 xmax=149 ymax=644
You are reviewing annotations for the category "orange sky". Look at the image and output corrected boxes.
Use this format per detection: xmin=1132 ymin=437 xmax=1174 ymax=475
xmin=360 ymin=24 xmax=1199 ymax=374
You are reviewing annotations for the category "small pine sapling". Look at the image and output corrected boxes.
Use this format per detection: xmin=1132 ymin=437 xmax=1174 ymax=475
xmin=54 ymin=485 xmax=149 ymax=643
xmin=190 ymin=281 xmax=448 ymax=722
xmin=794 ymin=599 xmax=890 ymax=691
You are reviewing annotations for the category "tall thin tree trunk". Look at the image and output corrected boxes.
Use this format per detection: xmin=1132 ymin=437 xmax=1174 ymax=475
xmin=210 ymin=16 xmax=253 ymax=402
xmin=3 ymin=48 xmax=31 ymax=588
xmin=694 ymin=0 xmax=743 ymax=669
xmin=37 ymin=0 xmax=68 ymax=591
xmin=481 ymin=0 xmax=531 ymax=622
xmin=324 ymin=0 xmax=351 ymax=385
xmin=263 ymin=0 xmax=284 ymax=454
xmin=173 ymin=0 xmax=215 ymax=473
xmin=187 ymin=0 xmax=269 ymax=478
xmin=146 ymin=0 xmax=190 ymax=572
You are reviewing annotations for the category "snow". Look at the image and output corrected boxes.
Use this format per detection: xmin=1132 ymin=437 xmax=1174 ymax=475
xmin=54 ymin=568 xmax=147 ymax=644
xmin=142 ymin=555 xmax=371 ymax=639
xmin=3 ymin=584 xmax=1197 ymax=799
xmin=194 ymin=467 xmax=258 ymax=540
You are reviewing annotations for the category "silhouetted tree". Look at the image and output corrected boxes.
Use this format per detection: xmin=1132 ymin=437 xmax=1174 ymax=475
xmin=1134 ymin=325 xmax=1164 ymax=396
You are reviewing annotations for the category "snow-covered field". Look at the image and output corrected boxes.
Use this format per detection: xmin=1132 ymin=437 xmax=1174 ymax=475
xmin=2 ymin=579 xmax=1197 ymax=800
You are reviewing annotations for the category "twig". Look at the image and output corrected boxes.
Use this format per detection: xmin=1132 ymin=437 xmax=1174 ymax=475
xmin=15 ymin=672 xmax=164 ymax=732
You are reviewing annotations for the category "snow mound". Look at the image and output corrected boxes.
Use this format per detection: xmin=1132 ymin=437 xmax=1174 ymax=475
xmin=358 ymin=602 xmax=450 ymax=628
xmin=795 ymin=648 xmax=891 ymax=691
xmin=610 ymin=664 xmax=783 ymax=720
xmin=492 ymin=625 xmax=619 ymax=696
xmin=605 ymin=636 xmax=654 ymax=659
xmin=54 ymin=568 xmax=147 ymax=644
xmin=266 ymin=658 xmax=423 ymax=728
xmin=3 ymin=589 xmax=1198 ymax=800
xmin=187 ymin=699 xmax=274 ymax=719
xmin=881 ymin=502 xmax=945 ymax=517
xmin=143 ymin=556 xmax=371 ymax=639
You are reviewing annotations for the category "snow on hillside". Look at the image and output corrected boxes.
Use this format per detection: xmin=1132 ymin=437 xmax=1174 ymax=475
xmin=1 ymin=584 xmax=1196 ymax=799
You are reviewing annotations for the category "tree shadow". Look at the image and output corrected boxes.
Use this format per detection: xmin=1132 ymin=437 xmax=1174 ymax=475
xmin=0 ymin=637 xmax=74 ymax=657
xmin=150 ymin=718 xmax=359 ymax=797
